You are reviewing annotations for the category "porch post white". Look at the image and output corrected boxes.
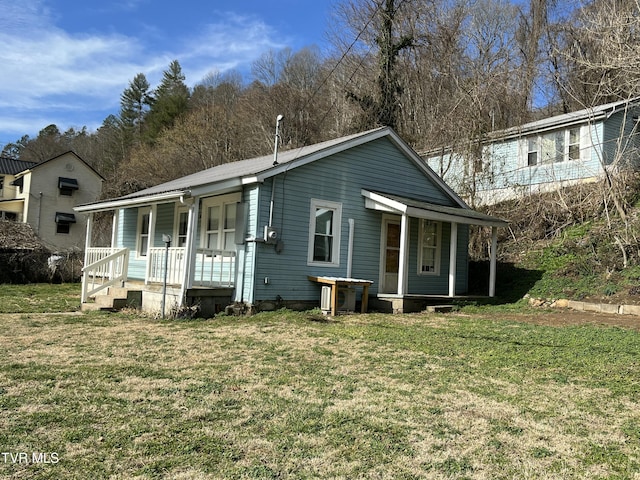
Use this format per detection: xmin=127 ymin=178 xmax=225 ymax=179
xmin=81 ymin=213 xmax=93 ymax=303
xmin=448 ymin=222 xmax=458 ymax=297
xmin=145 ymin=205 xmax=157 ymax=284
xmin=489 ymin=226 xmax=498 ymax=297
xmin=110 ymin=209 xmax=120 ymax=250
xmin=397 ymin=214 xmax=409 ymax=296
xmin=83 ymin=212 xmax=93 ymax=259
xmin=184 ymin=199 xmax=199 ymax=291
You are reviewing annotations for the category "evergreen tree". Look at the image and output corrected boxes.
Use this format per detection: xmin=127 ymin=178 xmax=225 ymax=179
xmin=144 ymin=60 xmax=191 ymax=142
xmin=119 ymin=73 xmax=153 ymax=146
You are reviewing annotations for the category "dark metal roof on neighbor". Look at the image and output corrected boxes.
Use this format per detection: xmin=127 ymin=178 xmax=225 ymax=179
xmin=0 ymin=157 xmax=37 ymax=175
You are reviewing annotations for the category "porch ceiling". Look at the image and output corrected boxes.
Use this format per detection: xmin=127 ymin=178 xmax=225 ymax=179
xmin=362 ymin=190 xmax=508 ymax=227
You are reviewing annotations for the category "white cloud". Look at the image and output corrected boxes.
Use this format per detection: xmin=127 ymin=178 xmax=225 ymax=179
xmin=0 ymin=0 xmax=295 ymax=142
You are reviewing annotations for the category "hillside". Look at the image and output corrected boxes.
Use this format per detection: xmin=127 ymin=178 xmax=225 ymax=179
xmin=470 ymin=175 xmax=640 ymax=305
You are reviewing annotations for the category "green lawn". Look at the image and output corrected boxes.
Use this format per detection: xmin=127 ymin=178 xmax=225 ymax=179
xmin=0 ymin=286 xmax=639 ymax=478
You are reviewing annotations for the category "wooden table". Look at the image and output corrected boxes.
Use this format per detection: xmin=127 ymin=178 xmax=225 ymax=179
xmin=307 ymin=276 xmax=373 ymax=315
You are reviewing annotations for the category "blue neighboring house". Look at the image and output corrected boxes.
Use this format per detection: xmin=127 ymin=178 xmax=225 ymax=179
xmin=425 ymin=97 xmax=640 ymax=205
xmin=75 ymin=127 xmax=506 ymax=315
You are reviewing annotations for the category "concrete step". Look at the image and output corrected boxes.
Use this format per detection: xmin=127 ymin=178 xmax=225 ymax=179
xmin=82 ymin=288 xmax=143 ymax=312
xmin=426 ymin=304 xmax=455 ymax=313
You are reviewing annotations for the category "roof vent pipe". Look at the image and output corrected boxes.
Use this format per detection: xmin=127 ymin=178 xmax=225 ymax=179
xmin=273 ymin=114 xmax=284 ymax=166
xmin=268 ymin=115 xmax=284 ymax=231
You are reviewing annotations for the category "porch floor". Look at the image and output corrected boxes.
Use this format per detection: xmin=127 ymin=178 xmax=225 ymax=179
xmin=371 ymin=294 xmax=491 ymax=314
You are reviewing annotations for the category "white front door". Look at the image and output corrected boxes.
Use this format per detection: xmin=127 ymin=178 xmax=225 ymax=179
xmin=380 ymin=217 xmax=401 ymax=294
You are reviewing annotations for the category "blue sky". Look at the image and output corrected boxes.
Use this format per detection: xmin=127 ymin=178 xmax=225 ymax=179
xmin=0 ymin=0 xmax=337 ymax=147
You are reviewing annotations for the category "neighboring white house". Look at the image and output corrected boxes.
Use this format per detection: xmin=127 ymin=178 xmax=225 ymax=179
xmin=425 ymin=97 xmax=640 ymax=205
xmin=0 ymin=151 xmax=104 ymax=251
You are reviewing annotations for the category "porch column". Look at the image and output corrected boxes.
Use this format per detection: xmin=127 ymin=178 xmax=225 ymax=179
xmin=110 ymin=209 xmax=120 ymax=250
xmin=448 ymin=222 xmax=458 ymax=297
xmin=184 ymin=199 xmax=200 ymax=291
xmin=81 ymin=213 xmax=93 ymax=303
xmin=84 ymin=212 xmax=93 ymax=259
xmin=397 ymin=214 xmax=409 ymax=296
xmin=489 ymin=226 xmax=498 ymax=297
xmin=144 ymin=205 xmax=157 ymax=284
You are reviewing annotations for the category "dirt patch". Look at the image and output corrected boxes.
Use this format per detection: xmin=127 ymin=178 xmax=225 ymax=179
xmin=463 ymin=309 xmax=640 ymax=331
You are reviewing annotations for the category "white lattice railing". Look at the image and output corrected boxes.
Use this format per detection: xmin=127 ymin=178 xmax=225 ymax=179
xmin=81 ymin=248 xmax=129 ymax=303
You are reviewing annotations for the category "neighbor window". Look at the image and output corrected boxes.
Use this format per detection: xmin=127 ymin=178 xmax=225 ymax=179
xmin=524 ymin=127 xmax=582 ymax=166
xmin=58 ymin=177 xmax=79 ymax=196
xmin=55 ymin=212 xmax=76 ymax=235
xmin=137 ymin=208 xmax=151 ymax=257
xmin=0 ymin=176 xmax=4 ymax=196
xmin=418 ymin=219 xmax=441 ymax=275
xmin=308 ymin=199 xmax=342 ymax=266
xmin=201 ymin=194 xmax=240 ymax=251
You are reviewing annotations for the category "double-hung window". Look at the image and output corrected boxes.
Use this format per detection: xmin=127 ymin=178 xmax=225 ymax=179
xmin=137 ymin=208 xmax=151 ymax=257
xmin=418 ymin=219 xmax=441 ymax=275
xmin=201 ymin=194 xmax=240 ymax=252
xmin=524 ymin=127 xmax=582 ymax=166
xmin=175 ymin=208 xmax=189 ymax=248
xmin=308 ymin=199 xmax=342 ymax=266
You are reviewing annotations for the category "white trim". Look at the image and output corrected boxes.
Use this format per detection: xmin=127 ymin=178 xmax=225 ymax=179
xmin=307 ymin=198 xmax=342 ymax=267
xmin=362 ymin=189 xmax=507 ymax=228
xmin=448 ymin=222 xmax=458 ymax=297
xmin=200 ymin=192 xmax=242 ymax=250
xmin=173 ymin=205 xmax=189 ymax=248
xmin=75 ymin=191 xmax=189 ymax=213
xmin=417 ymin=219 xmax=441 ymax=276
xmin=379 ymin=215 xmax=400 ymax=294
xmin=135 ymin=207 xmax=151 ymax=259
xmin=398 ymin=214 xmax=409 ymax=296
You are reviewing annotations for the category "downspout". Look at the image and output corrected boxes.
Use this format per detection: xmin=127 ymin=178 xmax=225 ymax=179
xmin=36 ymin=192 xmax=43 ymax=235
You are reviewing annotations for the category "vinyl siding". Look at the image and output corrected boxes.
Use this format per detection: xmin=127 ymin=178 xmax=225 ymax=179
xmin=251 ymin=137 xmax=468 ymax=303
xmin=425 ymin=119 xmax=616 ymax=204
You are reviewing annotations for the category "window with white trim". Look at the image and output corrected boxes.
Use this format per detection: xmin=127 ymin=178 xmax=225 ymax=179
xmin=418 ymin=219 xmax=441 ymax=275
xmin=200 ymin=194 xmax=240 ymax=251
xmin=136 ymin=208 xmax=151 ymax=257
xmin=174 ymin=207 xmax=189 ymax=247
xmin=308 ymin=199 xmax=342 ymax=266
xmin=523 ymin=127 xmax=582 ymax=166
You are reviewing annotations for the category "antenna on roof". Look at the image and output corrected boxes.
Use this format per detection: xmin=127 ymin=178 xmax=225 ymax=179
xmin=273 ymin=114 xmax=284 ymax=166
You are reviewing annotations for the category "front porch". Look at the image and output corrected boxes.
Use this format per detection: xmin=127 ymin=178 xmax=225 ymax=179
xmin=80 ymin=246 xmax=236 ymax=316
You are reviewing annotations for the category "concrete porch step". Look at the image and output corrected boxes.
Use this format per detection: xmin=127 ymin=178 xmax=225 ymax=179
xmin=81 ymin=287 xmax=142 ymax=312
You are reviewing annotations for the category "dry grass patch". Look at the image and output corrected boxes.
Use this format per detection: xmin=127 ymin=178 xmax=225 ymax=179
xmin=0 ymin=310 xmax=639 ymax=479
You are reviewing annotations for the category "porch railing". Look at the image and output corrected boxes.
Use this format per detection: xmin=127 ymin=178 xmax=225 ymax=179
xmin=194 ymin=248 xmax=236 ymax=288
xmin=147 ymin=247 xmax=236 ymax=288
xmin=81 ymin=248 xmax=129 ymax=303
xmin=148 ymin=247 xmax=186 ymax=285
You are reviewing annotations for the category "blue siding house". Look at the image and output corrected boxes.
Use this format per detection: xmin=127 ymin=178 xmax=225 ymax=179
xmin=76 ymin=127 xmax=506 ymax=315
xmin=426 ymin=98 xmax=640 ymax=205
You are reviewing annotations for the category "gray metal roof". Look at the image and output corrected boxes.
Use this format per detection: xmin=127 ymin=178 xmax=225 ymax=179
xmin=489 ymin=97 xmax=640 ymax=141
xmin=0 ymin=157 xmax=37 ymax=175
xmin=120 ymin=127 xmax=389 ymax=199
